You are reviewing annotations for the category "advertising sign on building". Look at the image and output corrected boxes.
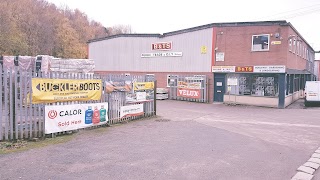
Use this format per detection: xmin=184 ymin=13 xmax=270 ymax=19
xmin=45 ymin=102 xmax=108 ymax=134
xmin=216 ymin=52 xmax=225 ymax=61
xmin=120 ymin=104 xmax=144 ymax=118
xmin=235 ymin=66 xmax=254 ymax=72
xmin=32 ymin=78 xmax=102 ymax=104
xmin=152 ymin=42 xmax=172 ymax=50
xmin=177 ymin=88 xmax=201 ymax=99
xmin=212 ymin=66 xmax=236 ymax=72
xmin=253 ymin=65 xmax=286 ymax=73
xmin=141 ymin=52 xmax=183 ymax=58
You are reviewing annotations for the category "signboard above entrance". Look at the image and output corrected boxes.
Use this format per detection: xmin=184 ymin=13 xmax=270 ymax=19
xmin=212 ymin=65 xmax=286 ymax=73
xmin=253 ymin=65 xmax=286 ymax=73
xmin=212 ymin=66 xmax=236 ymax=72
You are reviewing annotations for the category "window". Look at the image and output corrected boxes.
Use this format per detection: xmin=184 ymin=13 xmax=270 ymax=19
xmin=293 ymin=39 xmax=296 ymax=54
xmin=297 ymin=41 xmax=300 ymax=56
xmin=252 ymin=34 xmax=270 ymax=51
xmin=226 ymin=74 xmax=278 ymax=97
xmin=289 ymin=39 xmax=292 ymax=52
xmin=167 ymin=74 xmax=177 ymax=87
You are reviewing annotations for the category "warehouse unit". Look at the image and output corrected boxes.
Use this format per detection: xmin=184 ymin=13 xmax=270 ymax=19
xmin=88 ymin=20 xmax=316 ymax=108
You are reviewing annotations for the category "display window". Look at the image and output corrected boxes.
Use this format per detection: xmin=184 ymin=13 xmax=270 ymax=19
xmin=226 ymin=74 xmax=279 ymax=97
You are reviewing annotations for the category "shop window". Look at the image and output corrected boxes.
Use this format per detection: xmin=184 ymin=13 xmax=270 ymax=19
xmin=252 ymin=34 xmax=270 ymax=51
xmin=289 ymin=39 xmax=292 ymax=52
xmin=226 ymin=74 xmax=278 ymax=97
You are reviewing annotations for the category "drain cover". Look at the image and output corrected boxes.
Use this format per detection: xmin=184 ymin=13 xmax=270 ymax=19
xmin=155 ymin=119 xmax=170 ymax=122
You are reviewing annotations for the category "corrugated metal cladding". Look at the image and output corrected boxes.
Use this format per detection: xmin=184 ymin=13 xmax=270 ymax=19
xmin=89 ymin=28 xmax=213 ymax=72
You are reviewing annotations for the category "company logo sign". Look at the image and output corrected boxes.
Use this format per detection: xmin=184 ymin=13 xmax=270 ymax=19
xmin=32 ymin=78 xmax=102 ymax=104
xmin=152 ymin=42 xmax=172 ymax=50
xmin=177 ymin=88 xmax=201 ymax=99
xmin=48 ymin=110 xmax=58 ymax=119
xmin=236 ymin=66 xmax=253 ymax=72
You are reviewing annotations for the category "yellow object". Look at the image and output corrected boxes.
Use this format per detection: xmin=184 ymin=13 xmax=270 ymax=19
xmin=201 ymin=46 xmax=207 ymax=54
xmin=31 ymin=78 xmax=102 ymax=104
xmin=133 ymin=82 xmax=154 ymax=91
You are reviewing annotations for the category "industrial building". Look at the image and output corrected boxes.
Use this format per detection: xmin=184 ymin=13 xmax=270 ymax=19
xmin=88 ymin=20 xmax=316 ymax=108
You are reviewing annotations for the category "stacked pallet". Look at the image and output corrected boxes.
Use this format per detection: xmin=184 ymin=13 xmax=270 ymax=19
xmin=49 ymin=58 xmax=95 ymax=73
xmin=156 ymin=88 xmax=169 ymax=100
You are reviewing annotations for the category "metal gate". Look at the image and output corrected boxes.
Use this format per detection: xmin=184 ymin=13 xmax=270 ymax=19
xmin=168 ymin=75 xmax=208 ymax=103
xmin=0 ymin=65 xmax=156 ymax=141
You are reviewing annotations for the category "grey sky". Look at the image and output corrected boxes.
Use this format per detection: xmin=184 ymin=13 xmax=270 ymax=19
xmin=47 ymin=0 xmax=320 ymax=55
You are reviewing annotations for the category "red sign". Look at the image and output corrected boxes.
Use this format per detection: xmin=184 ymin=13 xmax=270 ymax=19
xmin=177 ymin=88 xmax=201 ymax=99
xmin=152 ymin=42 xmax=172 ymax=50
xmin=235 ymin=66 xmax=253 ymax=72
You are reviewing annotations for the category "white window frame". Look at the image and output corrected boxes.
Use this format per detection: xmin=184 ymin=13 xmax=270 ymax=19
xmin=289 ymin=39 xmax=292 ymax=52
xmin=293 ymin=39 xmax=296 ymax=54
xmin=297 ymin=41 xmax=300 ymax=56
xmin=167 ymin=74 xmax=178 ymax=87
xmin=251 ymin=34 xmax=270 ymax=52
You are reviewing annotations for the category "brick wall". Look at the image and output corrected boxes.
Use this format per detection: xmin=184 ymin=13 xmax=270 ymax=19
xmin=213 ymin=25 xmax=310 ymax=70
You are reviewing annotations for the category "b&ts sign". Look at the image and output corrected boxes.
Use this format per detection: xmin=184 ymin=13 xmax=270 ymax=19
xmin=152 ymin=42 xmax=172 ymax=50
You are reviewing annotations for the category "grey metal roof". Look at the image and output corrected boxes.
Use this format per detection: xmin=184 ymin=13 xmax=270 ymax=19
xmin=88 ymin=20 xmax=289 ymax=43
xmin=87 ymin=20 xmax=315 ymax=51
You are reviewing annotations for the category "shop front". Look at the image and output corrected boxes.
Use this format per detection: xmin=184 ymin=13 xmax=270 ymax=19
xmin=212 ymin=65 xmax=288 ymax=108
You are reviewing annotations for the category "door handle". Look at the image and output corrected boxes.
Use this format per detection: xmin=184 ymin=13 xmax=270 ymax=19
xmin=217 ymin=90 xmax=221 ymax=93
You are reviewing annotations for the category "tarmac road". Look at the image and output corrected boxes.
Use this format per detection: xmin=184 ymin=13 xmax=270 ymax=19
xmin=0 ymin=100 xmax=319 ymax=180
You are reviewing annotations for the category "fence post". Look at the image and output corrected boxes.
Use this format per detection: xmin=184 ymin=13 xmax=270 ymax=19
xmin=153 ymin=80 xmax=157 ymax=116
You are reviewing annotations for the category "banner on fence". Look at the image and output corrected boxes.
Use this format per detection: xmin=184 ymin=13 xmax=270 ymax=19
xmin=177 ymin=88 xmax=201 ymax=99
xmin=177 ymin=81 xmax=202 ymax=89
xmin=105 ymin=81 xmax=132 ymax=93
xmin=133 ymin=82 xmax=154 ymax=91
xmin=120 ymin=104 xmax=144 ymax=118
xmin=32 ymin=78 xmax=102 ymax=103
xmin=45 ymin=102 xmax=108 ymax=134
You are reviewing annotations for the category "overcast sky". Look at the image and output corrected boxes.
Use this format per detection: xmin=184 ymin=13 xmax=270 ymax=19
xmin=47 ymin=0 xmax=320 ymax=54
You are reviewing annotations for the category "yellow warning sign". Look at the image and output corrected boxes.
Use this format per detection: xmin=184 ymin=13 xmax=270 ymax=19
xmin=133 ymin=82 xmax=154 ymax=91
xmin=31 ymin=78 xmax=102 ymax=104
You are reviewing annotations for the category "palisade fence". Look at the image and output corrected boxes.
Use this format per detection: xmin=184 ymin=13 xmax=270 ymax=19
xmin=0 ymin=65 xmax=156 ymax=141
xmin=168 ymin=75 xmax=208 ymax=103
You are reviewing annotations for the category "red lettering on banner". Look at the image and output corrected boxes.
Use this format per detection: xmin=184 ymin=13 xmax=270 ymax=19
xmin=177 ymin=88 xmax=201 ymax=99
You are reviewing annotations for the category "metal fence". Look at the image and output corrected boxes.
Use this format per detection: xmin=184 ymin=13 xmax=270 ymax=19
xmin=0 ymin=66 xmax=156 ymax=141
xmin=168 ymin=75 xmax=208 ymax=103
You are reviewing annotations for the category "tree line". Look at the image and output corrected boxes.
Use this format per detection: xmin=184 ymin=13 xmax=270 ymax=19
xmin=0 ymin=0 xmax=132 ymax=58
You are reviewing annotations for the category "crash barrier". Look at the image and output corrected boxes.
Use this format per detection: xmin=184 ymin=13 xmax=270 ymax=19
xmin=0 ymin=64 xmax=156 ymax=141
xmin=168 ymin=75 xmax=209 ymax=103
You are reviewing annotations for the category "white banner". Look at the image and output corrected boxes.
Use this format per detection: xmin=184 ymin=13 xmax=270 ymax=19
xmin=253 ymin=65 xmax=286 ymax=73
xmin=141 ymin=52 xmax=183 ymax=58
xmin=120 ymin=104 xmax=144 ymax=118
xmin=45 ymin=102 xmax=108 ymax=134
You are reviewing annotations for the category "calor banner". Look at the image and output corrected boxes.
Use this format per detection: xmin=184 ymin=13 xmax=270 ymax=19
xmin=45 ymin=102 xmax=108 ymax=134
xmin=32 ymin=78 xmax=102 ymax=104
